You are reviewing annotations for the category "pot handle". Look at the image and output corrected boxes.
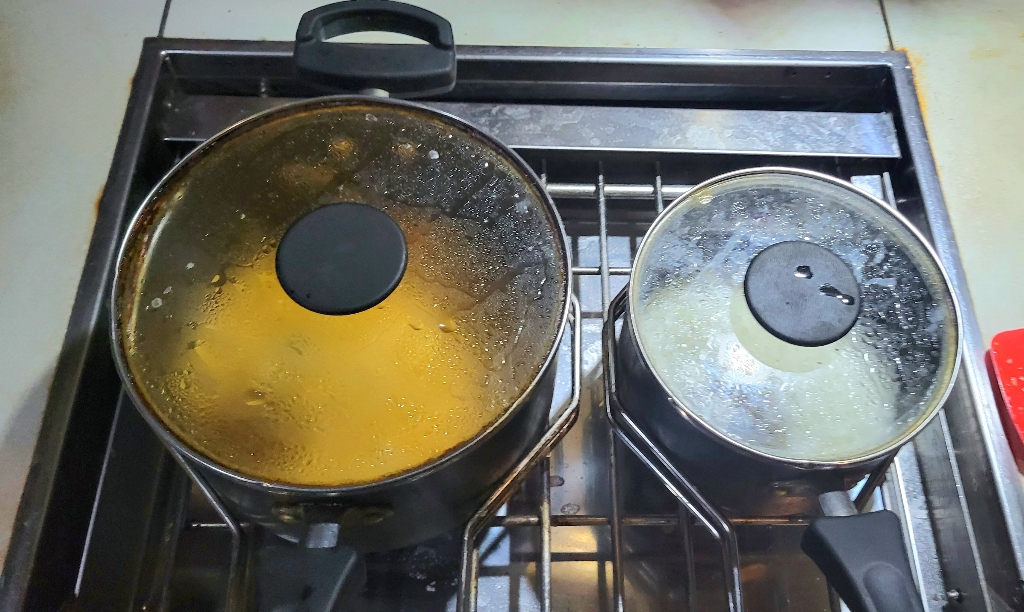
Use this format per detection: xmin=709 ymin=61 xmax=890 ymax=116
xmin=801 ymin=509 xmax=925 ymax=612
xmin=295 ymin=0 xmax=456 ymax=96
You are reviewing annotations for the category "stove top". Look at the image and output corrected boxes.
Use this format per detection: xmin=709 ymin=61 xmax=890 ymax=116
xmin=2 ymin=40 xmax=1022 ymax=612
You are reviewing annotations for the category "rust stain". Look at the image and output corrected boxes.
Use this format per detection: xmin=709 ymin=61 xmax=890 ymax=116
xmin=702 ymin=0 xmax=775 ymax=20
xmin=93 ymin=185 xmax=105 ymax=219
xmin=896 ymin=46 xmax=929 ymax=121
xmin=970 ymin=47 xmax=1005 ymax=59
xmin=894 ymin=46 xmax=942 ymax=182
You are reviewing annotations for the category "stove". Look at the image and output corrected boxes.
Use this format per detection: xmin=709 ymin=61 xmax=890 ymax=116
xmin=2 ymin=40 xmax=1022 ymax=612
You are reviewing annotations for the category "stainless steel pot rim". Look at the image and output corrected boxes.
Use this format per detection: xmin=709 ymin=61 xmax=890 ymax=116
xmin=110 ymin=95 xmax=573 ymax=494
xmin=625 ymin=166 xmax=963 ymax=470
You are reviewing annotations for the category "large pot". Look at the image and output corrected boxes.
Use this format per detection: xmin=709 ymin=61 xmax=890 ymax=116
xmin=612 ymin=168 xmax=961 ymax=612
xmin=110 ymin=0 xmax=571 ymax=552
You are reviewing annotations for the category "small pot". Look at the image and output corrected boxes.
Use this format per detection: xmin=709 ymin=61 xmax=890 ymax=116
xmin=110 ymin=0 xmax=571 ymax=552
xmin=612 ymin=168 xmax=961 ymax=612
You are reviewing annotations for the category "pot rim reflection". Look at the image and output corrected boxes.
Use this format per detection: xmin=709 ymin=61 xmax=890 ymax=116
xmin=625 ymin=166 xmax=963 ymax=471
xmin=110 ymin=95 xmax=572 ymax=495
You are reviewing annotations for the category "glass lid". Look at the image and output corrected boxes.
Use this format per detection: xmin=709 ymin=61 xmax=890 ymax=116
xmin=113 ymin=98 xmax=568 ymax=488
xmin=629 ymin=169 xmax=960 ymax=464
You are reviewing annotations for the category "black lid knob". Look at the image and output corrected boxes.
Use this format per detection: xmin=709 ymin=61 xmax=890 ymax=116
xmin=276 ymin=202 xmax=407 ymax=315
xmin=743 ymin=241 xmax=861 ymax=347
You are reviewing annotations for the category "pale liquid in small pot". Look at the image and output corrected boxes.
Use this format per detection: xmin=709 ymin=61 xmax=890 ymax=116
xmin=636 ymin=278 xmax=900 ymax=462
xmin=125 ymin=209 xmax=543 ymax=487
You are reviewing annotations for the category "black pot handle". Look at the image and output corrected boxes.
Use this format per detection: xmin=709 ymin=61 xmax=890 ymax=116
xmin=295 ymin=0 xmax=456 ymax=96
xmin=801 ymin=510 xmax=925 ymax=612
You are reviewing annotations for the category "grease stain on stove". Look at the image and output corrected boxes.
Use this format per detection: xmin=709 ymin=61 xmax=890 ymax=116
xmin=93 ymin=185 xmax=105 ymax=219
xmin=970 ymin=46 xmax=1006 ymax=59
xmin=895 ymin=46 xmax=942 ymax=183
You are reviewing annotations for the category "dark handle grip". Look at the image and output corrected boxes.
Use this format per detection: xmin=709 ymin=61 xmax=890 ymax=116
xmin=802 ymin=511 xmax=925 ymax=612
xmin=295 ymin=0 xmax=456 ymax=96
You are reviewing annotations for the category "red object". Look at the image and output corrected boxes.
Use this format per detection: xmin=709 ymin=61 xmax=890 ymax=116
xmin=987 ymin=329 xmax=1024 ymax=473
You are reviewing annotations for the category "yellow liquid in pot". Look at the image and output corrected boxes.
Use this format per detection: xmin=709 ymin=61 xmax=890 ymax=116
xmin=126 ymin=215 xmax=538 ymax=487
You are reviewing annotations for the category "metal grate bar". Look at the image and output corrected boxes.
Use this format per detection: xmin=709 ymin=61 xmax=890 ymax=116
xmin=493 ymin=513 xmax=810 ymax=528
xmin=573 ymin=266 xmax=631 ymax=276
xmin=547 ymin=182 xmax=691 ymax=201
xmin=680 ymin=505 xmax=698 ymax=611
xmin=540 ymin=457 xmax=553 ymax=612
xmin=594 ymin=162 xmax=628 ymax=612
xmin=596 ymin=166 xmax=612 ymax=311
xmin=539 ymin=156 xmax=554 ymax=612
xmin=609 ymin=431 xmax=627 ymax=612
xmin=186 ymin=513 xmax=811 ymax=530
xmin=654 ymin=163 xmax=666 ymax=213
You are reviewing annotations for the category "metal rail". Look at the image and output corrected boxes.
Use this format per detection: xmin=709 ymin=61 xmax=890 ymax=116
xmin=547 ymin=182 xmax=692 ymax=201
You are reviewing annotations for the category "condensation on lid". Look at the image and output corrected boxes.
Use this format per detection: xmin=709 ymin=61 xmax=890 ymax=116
xmin=629 ymin=170 xmax=960 ymax=464
xmin=114 ymin=99 xmax=568 ymax=487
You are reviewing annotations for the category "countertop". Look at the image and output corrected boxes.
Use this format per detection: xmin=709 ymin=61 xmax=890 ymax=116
xmin=1 ymin=0 xmax=1022 ymax=570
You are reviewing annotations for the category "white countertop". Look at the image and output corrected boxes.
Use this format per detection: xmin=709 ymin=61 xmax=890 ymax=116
xmin=1 ymin=0 xmax=1022 ymax=571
